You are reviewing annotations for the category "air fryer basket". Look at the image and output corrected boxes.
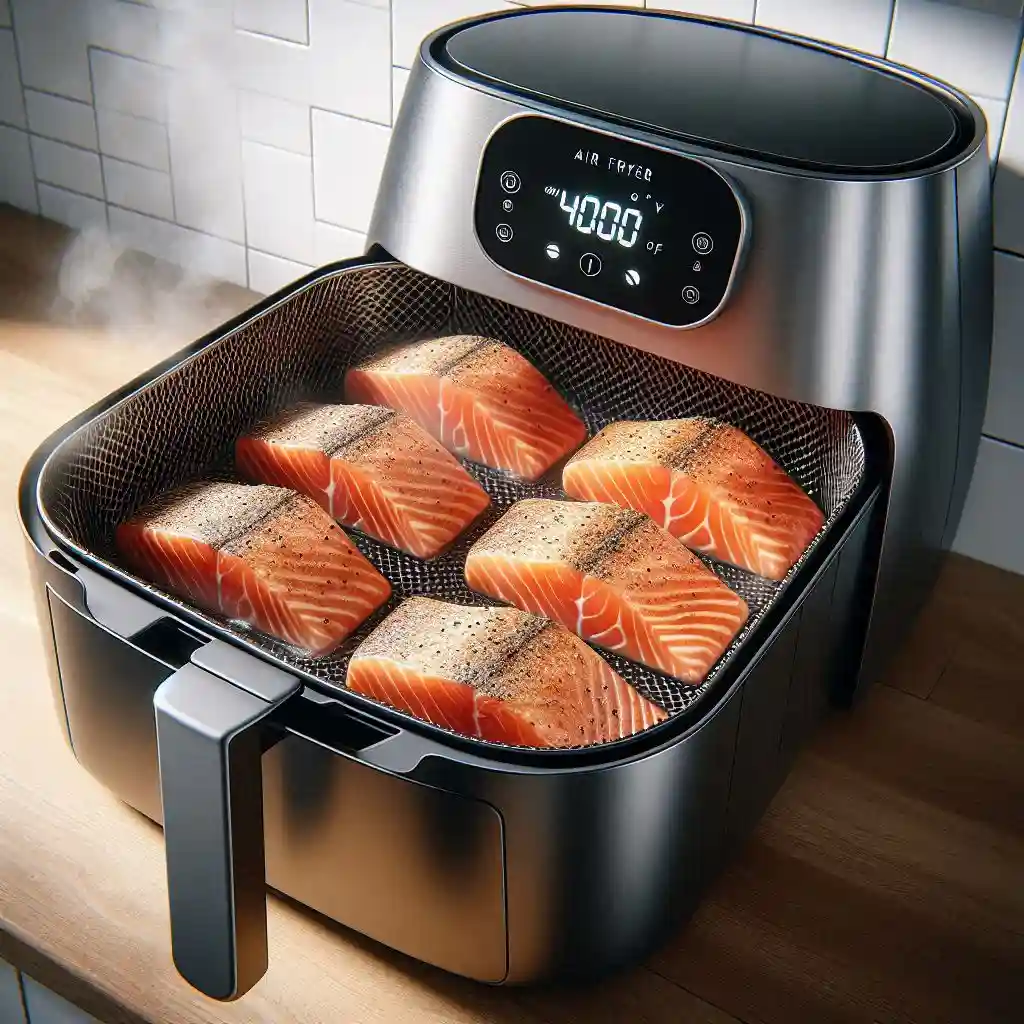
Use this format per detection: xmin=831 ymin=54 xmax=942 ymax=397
xmin=37 ymin=259 xmax=866 ymax=741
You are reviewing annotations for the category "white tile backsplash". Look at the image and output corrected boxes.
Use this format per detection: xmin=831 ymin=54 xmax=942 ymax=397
xmin=995 ymin=49 xmax=1024 ymax=252
xmin=392 ymin=0 xmax=519 ymax=69
xmin=97 ymin=107 xmax=169 ymax=169
xmin=973 ymin=93 xmax=1008 ymax=165
xmin=392 ymin=66 xmax=409 ymax=123
xmin=0 ymin=960 xmax=25 ymax=1024
xmin=0 ymin=29 xmax=26 ymax=128
xmin=311 ymin=108 xmax=389 ymax=232
xmin=103 ymin=155 xmax=174 ymax=217
xmin=167 ymin=75 xmax=245 ymax=242
xmin=109 ymin=205 xmax=248 ymax=285
xmin=25 ymin=90 xmax=98 ymax=150
xmin=38 ymin=182 xmax=108 ymax=229
xmin=313 ymin=219 xmax=365 ymax=263
xmin=10 ymin=0 xmax=92 ymax=102
xmin=984 ymin=251 xmax=1024 ymax=446
xmin=21 ymin=975 xmax=100 ymax=1024
xmin=88 ymin=0 xmax=163 ymax=65
xmin=234 ymin=0 xmax=310 ymax=45
xmin=887 ymin=0 xmax=1023 ymax=100
xmin=0 ymin=124 xmax=36 ymax=211
xmin=239 ymin=90 xmax=311 ymax=154
xmin=3 ymin=0 xmax=1024 ymax=577
xmin=243 ymin=139 xmax=315 ymax=262
xmin=954 ymin=436 xmax=1024 ymax=572
xmin=30 ymin=135 xmax=104 ymax=198
xmin=90 ymin=48 xmax=169 ymax=121
xmin=248 ymin=248 xmax=314 ymax=293
xmin=651 ymin=1 xmax=755 ymax=20
xmin=757 ymin=0 xmax=894 ymax=56
xmin=232 ymin=0 xmax=390 ymax=125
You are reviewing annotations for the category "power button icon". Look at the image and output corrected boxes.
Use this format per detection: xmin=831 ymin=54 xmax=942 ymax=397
xmin=500 ymin=170 xmax=521 ymax=194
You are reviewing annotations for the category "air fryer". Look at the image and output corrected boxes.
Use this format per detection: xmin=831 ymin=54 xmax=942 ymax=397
xmin=19 ymin=8 xmax=991 ymax=1001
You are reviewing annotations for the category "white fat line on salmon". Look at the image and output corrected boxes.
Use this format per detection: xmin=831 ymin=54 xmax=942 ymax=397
xmin=449 ymin=411 xmax=471 ymax=456
xmin=661 ymin=493 xmax=675 ymax=530
xmin=323 ymin=477 xmax=338 ymax=520
xmin=582 ymin=586 xmax=628 ymax=651
xmin=471 ymin=691 xmax=485 ymax=740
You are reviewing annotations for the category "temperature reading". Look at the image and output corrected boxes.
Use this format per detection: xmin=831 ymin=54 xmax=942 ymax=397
xmin=557 ymin=191 xmax=643 ymax=248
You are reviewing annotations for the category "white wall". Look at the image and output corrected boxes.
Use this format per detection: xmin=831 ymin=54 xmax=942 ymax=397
xmin=0 ymin=0 xmax=1022 ymax=575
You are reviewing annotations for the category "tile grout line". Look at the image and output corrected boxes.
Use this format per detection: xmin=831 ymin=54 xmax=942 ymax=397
xmin=980 ymin=431 xmax=1024 ymax=453
xmin=19 ymin=84 xmax=94 ymax=109
xmin=993 ymin=14 xmax=1024 ymax=172
xmin=884 ymin=0 xmax=898 ymax=59
xmin=27 ymin=131 xmax=174 ymax=179
xmin=240 ymin=129 xmax=311 ymax=159
xmin=236 ymin=89 xmax=250 ymax=287
xmin=84 ymin=47 xmax=110 ymax=230
xmin=308 ymin=102 xmax=390 ymax=131
xmin=386 ymin=0 xmax=394 ymax=123
xmin=24 ymin=173 xmax=325 ymax=262
xmin=7 ymin=1 xmax=41 ymax=214
xmin=308 ymin=104 xmax=318 ymax=238
xmin=164 ymin=107 xmax=176 ymax=224
xmin=105 ymin=201 xmax=246 ymax=251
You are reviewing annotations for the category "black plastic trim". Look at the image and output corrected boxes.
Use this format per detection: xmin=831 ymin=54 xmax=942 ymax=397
xmin=428 ymin=7 xmax=978 ymax=178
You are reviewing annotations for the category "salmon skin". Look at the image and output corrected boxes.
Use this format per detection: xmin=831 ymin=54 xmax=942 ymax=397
xmin=236 ymin=403 xmax=490 ymax=559
xmin=466 ymin=499 xmax=749 ymax=683
xmin=345 ymin=335 xmax=588 ymax=481
xmin=562 ymin=419 xmax=826 ymax=581
xmin=347 ymin=596 xmax=666 ymax=747
xmin=117 ymin=482 xmax=391 ymax=657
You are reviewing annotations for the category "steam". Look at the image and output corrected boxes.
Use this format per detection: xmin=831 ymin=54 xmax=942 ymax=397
xmin=52 ymin=0 xmax=255 ymax=337
xmin=52 ymin=224 xmax=250 ymax=336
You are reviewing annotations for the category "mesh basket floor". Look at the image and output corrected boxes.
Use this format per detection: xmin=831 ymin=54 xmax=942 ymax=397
xmin=38 ymin=261 xmax=866 ymax=747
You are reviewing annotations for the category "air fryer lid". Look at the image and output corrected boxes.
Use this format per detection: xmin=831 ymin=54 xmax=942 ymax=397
xmin=439 ymin=8 xmax=972 ymax=173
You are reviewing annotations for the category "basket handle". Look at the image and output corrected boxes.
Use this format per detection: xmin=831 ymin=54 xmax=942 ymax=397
xmin=153 ymin=641 xmax=301 ymax=1000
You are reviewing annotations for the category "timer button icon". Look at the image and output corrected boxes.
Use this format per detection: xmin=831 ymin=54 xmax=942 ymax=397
xmin=500 ymin=170 xmax=521 ymax=194
xmin=692 ymin=232 xmax=714 ymax=254
xmin=580 ymin=253 xmax=602 ymax=277
xmin=496 ymin=223 xmax=514 ymax=243
xmin=682 ymin=285 xmax=700 ymax=305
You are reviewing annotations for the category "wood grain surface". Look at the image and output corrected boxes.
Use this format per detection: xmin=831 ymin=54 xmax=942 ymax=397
xmin=0 ymin=205 xmax=1021 ymax=1024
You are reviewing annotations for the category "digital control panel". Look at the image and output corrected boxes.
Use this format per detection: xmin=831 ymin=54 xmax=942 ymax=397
xmin=475 ymin=116 xmax=746 ymax=327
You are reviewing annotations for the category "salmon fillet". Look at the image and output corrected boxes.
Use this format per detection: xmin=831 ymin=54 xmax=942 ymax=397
xmin=465 ymin=499 xmax=748 ymax=683
xmin=236 ymin=403 xmax=490 ymax=559
xmin=562 ymin=419 xmax=825 ymax=581
xmin=116 ymin=482 xmax=391 ymax=656
xmin=344 ymin=335 xmax=587 ymax=481
xmin=347 ymin=597 xmax=666 ymax=747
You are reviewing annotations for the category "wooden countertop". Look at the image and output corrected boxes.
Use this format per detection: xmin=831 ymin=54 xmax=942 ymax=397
xmin=0 ymin=205 xmax=1021 ymax=1024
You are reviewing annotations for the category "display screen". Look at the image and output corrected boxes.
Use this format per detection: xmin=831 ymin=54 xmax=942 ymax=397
xmin=475 ymin=116 xmax=745 ymax=327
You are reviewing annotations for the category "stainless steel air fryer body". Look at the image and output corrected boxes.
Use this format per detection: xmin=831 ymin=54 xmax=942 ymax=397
xmin=370 ymin=7 xmax=993 ymax=695
xmin=18 ymin=7 xmax=991 ymax=1004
